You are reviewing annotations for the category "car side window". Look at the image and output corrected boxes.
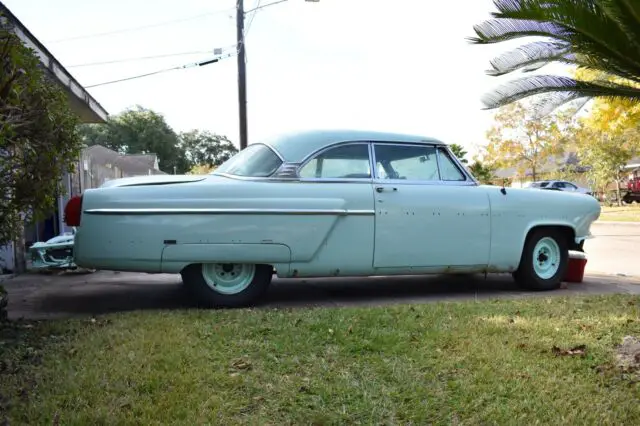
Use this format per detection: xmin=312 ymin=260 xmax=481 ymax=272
xmin=299 ymin=143 xmax=371 ymax=179
xmin=373 ymin=144 xmax=440 ymax=181
xmin=553 ymin=182 xmax=564 ymax=188
xmin=437 ymin=147 xmax=466 ymax=181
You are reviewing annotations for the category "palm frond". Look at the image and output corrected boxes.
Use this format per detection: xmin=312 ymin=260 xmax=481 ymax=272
xmin=469 ymin=19 xmax=569 ymax=44
xmin=472 ymin=0 xmax=640 ymax=110
xmin=481 ymin=75 xmax=640 ymax=109
xmin=496 ymin=0 xmax=640 ymax=69
xmin=528 ymin=92 xmax=591 ymax=119
xmin=485 ymin=40 xmax=572 ymax=76
xmin=598 ymin=0 xmax=640 ymax=53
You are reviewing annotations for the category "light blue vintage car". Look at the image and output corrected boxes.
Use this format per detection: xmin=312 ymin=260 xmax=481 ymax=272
xmin=64 ymin=130 xmax=601 ymax=307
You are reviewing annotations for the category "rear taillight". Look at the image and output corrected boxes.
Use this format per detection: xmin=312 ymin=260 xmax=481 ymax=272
xmin=64 ymin=195 xmax=83 ymax=226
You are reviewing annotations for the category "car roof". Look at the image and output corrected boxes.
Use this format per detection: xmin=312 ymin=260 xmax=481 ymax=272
xmin=258 ymin=129 xmax=446 ymax=163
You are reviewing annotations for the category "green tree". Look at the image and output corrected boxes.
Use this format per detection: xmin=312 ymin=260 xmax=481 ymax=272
xmin=484 ymin=101 xmax=570 ymax=182
xmin=449 ymin=143 xmax=468 ymax=164
xmin=575 ymin=126 xmax=640 ymax=205
xmin=468 ymin=160 xmax=497 ymax=185
xmin=470 ymin=0 xmax=640 ymax=113
xmin=179 ymin=130 xmax=238 ymax=169
xmin=0 ymin=27 xmax=82 ymax=249
xmin=188 ymin=164 xmax=216 ymax=175
xmin=78 ymin=106 xmax=190 ymax=174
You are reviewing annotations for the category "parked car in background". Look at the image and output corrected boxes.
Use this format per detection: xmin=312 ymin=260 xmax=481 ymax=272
xmin=529 ymin=180 xmax=592 ymax=195
xmin=63 ymin=130 xmax=601 ymax=308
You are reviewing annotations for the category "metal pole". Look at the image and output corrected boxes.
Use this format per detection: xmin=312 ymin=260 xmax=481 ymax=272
xmin=236 ymin=0 xmax=248 ymax=150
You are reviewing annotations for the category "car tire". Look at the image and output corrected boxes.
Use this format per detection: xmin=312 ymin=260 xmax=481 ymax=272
xmin=513 ymin=229 xmax=569 ymax=291
xmin=181 ymin=263 xmax=273 ymax=308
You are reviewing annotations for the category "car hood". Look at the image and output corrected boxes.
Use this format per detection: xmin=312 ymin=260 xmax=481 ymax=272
xmin=99 ymin=174 xmax=208 ymax=188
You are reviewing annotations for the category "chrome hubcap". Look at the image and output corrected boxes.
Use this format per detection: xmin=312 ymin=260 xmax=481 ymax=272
xmin=533 ymin=237 xmax=561 ymax=279
xmin=201 ymin=263 xmax=256 ymax=295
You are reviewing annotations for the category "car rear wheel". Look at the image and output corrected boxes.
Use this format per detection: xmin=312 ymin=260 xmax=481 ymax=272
xmin=181 ymin=262 xmax=273 ymax=308
xmin=513 ymin=229 xmax=568 ymax=291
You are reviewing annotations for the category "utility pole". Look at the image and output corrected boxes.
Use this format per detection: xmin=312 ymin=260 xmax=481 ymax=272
xmin=236 ymin=0 xmax=248 ymax=150
xmin=235 ymin=0 xmax=318 ymax=150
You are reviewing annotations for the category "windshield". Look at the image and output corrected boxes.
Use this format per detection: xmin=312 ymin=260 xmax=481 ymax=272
xmin=214 ymin=143 xmax=283 ymax=177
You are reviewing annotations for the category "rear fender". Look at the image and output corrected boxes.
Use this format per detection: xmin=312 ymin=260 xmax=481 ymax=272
xmin=161 ymin=243 xmax=292 ymax=274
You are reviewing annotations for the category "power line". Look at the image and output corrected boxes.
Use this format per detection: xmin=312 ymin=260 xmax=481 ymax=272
xmin=84 ymin=52 xmax=236 ymax=88
xmin=67 ymin=48 xmax=235 ymax=68
xmin=48 ymin=7 xmax=236 ymax=43
xmin=241 ymin=0 xmax=262 ymax=62
xmin=246 ymin=0 xmax=288 ymax=14
xmin=245 ymin=0 xmax=262 ymax=37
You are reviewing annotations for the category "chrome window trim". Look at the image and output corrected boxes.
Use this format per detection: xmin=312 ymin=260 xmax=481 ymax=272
xmin=443 ymin=145 xmax=479 ymax=184
xmin=371 ymin=141 xmax=441 ymax=183
xmin=367 ymin=142 xmax=376 ymax=182
xmin=262 ymin=142 xmax=286 ymax=162
xmin=296 ymin=141 xmax=374 ymax=182
xmin=84 ymin=207 xmax=375 ymax=216
xmin=371 ymin=141 xmax=477 ymax=185
xmin=214 ymin=172 xmax=375 ymax=184
xmin=214 ymin=172 xmax=297 ymax=182
xmin=436 ymin=146 xmax=469 ymax=183
xmin=434 ymin=144 xmax=443 ymax=180
xmin=296 ymin=138 xmax=444 ymax=169
xmin=212 ymin=139 xmax=477 ymax=186
xmin=371 ymin=178 xmax=478 ymax=186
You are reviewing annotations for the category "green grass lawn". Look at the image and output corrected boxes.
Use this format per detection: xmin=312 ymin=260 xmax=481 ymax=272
xmin=599 ymin=204 xmax=640 ymax=222
xmin=1 ymin=295 xmax=639 ymax=425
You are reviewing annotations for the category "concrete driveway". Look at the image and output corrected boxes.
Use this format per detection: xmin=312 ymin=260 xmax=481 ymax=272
xmin=2 ymin=270 xmax=638 ymax=320
xmin=585 ymin=222 xmax=640 ymax=277
xmin=2 ymin=220 xmax=638 ymax=320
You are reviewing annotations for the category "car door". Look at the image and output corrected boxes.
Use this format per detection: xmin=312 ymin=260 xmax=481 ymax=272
xmin=372 ymin=142 xmax=491 ymax=269
xmin=294 ymin=141 xmax=377 ymax=274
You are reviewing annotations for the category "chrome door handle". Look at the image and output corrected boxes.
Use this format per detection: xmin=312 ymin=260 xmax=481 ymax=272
xmin=376 ymin=187 xmax=397 ymax=193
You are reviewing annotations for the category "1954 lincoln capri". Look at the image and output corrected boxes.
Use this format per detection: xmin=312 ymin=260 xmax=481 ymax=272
xmin=63 ymin=130 xmax=601 ymax=307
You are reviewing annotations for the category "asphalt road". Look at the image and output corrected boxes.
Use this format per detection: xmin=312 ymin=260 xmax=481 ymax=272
xmin=584 ymin=222 xmax=640 ymax=277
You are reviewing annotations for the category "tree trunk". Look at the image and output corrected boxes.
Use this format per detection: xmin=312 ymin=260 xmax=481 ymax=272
xmin=616 ymin=178 xmax=622 ymax=207
xmin=12 ymin=222 xmax=26 ymax=273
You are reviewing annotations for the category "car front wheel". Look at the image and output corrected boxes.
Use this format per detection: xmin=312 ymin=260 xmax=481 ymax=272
xmin=513 ymin=229 xmax=568 ymax=291
xmin=181 ymin=262 xmax=273 ymax=308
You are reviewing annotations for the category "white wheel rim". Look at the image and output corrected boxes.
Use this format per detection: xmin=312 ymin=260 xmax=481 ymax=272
xmin=532 ymin=237 xmax=561 ymax=280
xmin=201 ymin=263 xmax=256 ymax=295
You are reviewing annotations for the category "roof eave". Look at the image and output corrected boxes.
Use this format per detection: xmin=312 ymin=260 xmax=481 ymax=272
xmin=0 ymin=3 xmax=108 ymax=123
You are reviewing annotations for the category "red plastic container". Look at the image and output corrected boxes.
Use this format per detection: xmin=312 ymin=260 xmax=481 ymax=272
xmin=564 ymin=251 xmax=588 ymax=283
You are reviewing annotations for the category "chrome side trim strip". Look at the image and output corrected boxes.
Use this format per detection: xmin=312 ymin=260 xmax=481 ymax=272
xmin=84 ymin=208 xmax=376 ymax=216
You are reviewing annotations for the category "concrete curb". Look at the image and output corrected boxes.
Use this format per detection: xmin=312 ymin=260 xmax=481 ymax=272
xmin=594 ymin=221 xmax=640 ymax=226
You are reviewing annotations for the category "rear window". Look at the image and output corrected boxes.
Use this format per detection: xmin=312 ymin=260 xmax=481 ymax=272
xmin=214 ymin=144 xmax=282 ymax=177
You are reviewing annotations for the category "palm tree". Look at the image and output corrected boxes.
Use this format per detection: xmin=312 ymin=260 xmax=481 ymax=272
xmin=470 ymin=0 xmax=640 ymax=114
xmin=449 ymin=143 xmax=469 ymax=164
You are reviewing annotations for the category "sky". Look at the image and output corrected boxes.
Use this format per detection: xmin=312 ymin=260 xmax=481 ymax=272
xmin=5 ymin=0 xmax=570 ymax=157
